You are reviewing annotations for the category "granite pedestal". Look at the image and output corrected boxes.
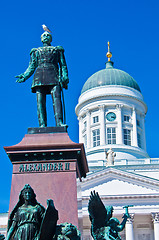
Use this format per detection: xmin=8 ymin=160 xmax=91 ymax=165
xmin=4 ymin=127 xmax=88 ymax=227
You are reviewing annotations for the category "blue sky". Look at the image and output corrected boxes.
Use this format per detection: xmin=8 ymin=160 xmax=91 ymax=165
xmin=0 ymin=0 xmax=159 ymax=212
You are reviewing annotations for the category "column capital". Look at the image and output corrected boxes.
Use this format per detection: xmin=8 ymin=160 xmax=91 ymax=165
xmin=78 ymin=115 xmax=82 ymax=121
xmin=141 ymin=112 xmax=146 ymax=118
xmin=98 ymin=104 xmax=105 ymax=111
xmin=132 ymin=107 xmax=136 ymax=112
xmin=152 ymin=213 xmax=159 ymax=223
xmin=85 ymin=109 xmax=91 ymax=115
xmin=81 ymin=111 xmax=87 ymax=118
xmin=116 ymin=104 xmax=123 ymax=110
xmin=126 ymin=214 xmax=135 ymax=223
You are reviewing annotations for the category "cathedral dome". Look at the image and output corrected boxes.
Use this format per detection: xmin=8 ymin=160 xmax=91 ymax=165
xmin=81 ymin=61 xmax=141 ymax=94
xmin=76 ymin=43 xmax=148 ymax=169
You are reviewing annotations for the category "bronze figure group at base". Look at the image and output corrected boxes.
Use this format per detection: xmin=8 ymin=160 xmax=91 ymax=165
xmin=5 ymin=184 xmax=80 ymax=240
xmin=88 ymin=191 xmax=131 ymax=240
xmin=5 ymin=186 xmax=130 ymax=240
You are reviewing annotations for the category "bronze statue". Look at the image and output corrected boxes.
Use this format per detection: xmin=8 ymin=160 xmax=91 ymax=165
xmin=16 ymin=30 xmax=69 ymax=127
xmin=0 ymin=234 xmax=5 ymax=240
xmin=6 ymin=184 xmax=58 ymax=240
xmin=53 ymin=222 xmax=81 ymax=240
xmin=88 ymin=191 xmax=130 ymax=240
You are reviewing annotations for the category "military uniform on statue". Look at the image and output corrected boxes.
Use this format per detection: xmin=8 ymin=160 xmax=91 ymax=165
xmin=16 ymin=30 xmax=69 ymax=128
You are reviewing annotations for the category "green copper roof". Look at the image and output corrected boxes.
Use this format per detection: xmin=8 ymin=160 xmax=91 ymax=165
xmin=81 ymin=61 xmax=141 ymax=94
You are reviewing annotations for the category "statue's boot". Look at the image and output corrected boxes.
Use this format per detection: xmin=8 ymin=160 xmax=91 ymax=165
xmin=51 ymin=85 xmax=66 ymax=127
xmin=36 ymin=89 xmax=47 ymax=127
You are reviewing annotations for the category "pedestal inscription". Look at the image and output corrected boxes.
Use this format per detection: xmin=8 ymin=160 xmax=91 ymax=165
xmin=4 ymin=131 xmax=88 ymax=228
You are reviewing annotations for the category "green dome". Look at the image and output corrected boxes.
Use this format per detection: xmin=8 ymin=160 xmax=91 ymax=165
xmin=81 ymin=61 xmax=141 ymax=94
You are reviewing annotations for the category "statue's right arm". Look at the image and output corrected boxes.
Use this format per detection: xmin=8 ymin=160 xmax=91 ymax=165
xmin=6 ymin=221 xmax=17 ymax=240
xmin=116 ymin=214 xmax=128 ymax=232
xmin=16 ymin=48 xmax=38 ymax=83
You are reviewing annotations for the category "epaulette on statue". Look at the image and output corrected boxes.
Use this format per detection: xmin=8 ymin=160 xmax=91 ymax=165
xmin=30 ymin=48 xmax=37 ymax=55
xmin=56 ymin=46 xmax=64 ymax=52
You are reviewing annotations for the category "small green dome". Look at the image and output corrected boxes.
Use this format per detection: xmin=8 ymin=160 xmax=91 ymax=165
xmin=81 ymin=61 xmax=141 ymax=94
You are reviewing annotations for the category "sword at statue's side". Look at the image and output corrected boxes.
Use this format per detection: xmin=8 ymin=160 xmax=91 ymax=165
xmin=59 ymin=68 xmax=67 ymax=125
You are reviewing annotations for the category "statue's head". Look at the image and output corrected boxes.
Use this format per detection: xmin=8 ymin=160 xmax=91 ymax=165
xmin=19 ymin=184 xmax=36 ymax=204
xmin=56 ymin=222 xmax=81 ymax=240
xmin=108 ymin=217 xmax=120 ymax=228
xmin=41 ymin=31 xmax=52 ymax=44
xmin=61 ymin=223 xmax=77 ymax=237
xmin=107 ymin=206 xmax=114 ymax=218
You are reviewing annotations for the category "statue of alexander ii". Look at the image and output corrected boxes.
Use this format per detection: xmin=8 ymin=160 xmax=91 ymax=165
xmin=16 ymin=25 xmax=69 ymax=128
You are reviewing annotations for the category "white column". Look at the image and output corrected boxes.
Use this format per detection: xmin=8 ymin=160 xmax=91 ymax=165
xmin=141 ymin=113 xmax=147 ymax=151
xmin=152 ymin=213 xmax=159 ymax=240
xmin=99 ymin=105 xmax=105 ymax=145
xmin=86 ymin=110 xmax=91 ymax=148
xmin=78 ymin=116 xmax=82 ymax=143
xmin=132 ymin=107 xmax=138 ymax=147
xmin=116 ymin=104 xmax=123 ymax=144
xmin=126 ymin=214 xmax=134 ymax=240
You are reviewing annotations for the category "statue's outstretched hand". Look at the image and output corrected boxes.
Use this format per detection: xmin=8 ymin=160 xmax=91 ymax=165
xmin=122 ymin=213 xmax=130 ymax=219
xmin=15 ymin=74 xmax=25 ymax=83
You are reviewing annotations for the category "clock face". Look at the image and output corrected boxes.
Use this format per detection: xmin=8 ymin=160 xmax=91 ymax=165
xmin=106 ymin=112 xmax=116 ymax=121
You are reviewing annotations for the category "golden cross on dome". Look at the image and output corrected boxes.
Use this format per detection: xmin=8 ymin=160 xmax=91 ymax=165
xmin=106 ymin=41 xmax=112 ymax=61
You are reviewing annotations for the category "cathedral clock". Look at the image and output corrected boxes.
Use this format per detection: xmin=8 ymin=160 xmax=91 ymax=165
xmin=106 ymin=112 xmax=116 ymax=121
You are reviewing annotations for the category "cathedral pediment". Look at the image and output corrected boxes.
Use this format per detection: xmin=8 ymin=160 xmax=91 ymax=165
xmin=80 ymin=167 xmax=159 ymax=198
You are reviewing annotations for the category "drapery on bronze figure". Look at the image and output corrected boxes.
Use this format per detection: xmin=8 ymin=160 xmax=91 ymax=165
xmin=16 ymin=30 xmax=69 ymax=128
xmin=6 ymin=184 xmax=58 ymax=240
xmin=88 ymin=191 xmax=130 ymax=240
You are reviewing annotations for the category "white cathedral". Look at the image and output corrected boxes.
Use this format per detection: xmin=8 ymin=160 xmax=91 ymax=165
xmin=75 ymin=43 xmax=159 ymax=240
xmin=1 ymin=43 xmax=159 ymax=240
